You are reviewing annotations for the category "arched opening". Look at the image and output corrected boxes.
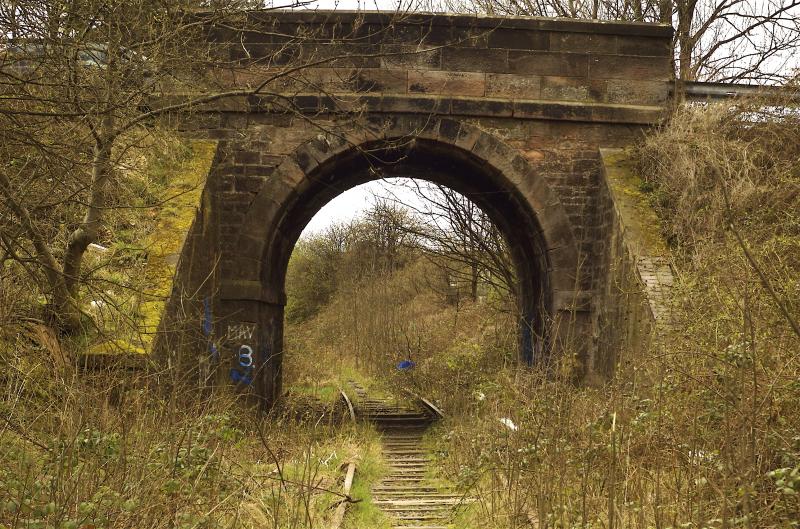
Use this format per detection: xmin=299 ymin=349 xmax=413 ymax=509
xmin=223 ymin=121 xmax=581 ymax=405
xmin=263 ymin=139 xmax=551 ymax=400
xmin=282 ymin=176 xmax=528 ymax=398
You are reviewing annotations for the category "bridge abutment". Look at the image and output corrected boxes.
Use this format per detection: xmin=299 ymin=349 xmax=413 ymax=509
xmin=153 ymin=10 xmax=674 ymax=404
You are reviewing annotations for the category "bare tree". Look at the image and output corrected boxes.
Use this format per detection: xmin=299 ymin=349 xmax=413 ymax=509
xmin=285 ymin=222 xmax=354 ymax=322
xmin=0 ymin=1 xmax=420 ymax=333
xmin=357 ymin=199 xmax=420 ymax=275
xmin=379 ymin=180 xmax=517 ymax=305
xmin=430 ymin=0 xmax=800 ymax=85
xmin=430 ymin=0 xmax=666 ymax=20
xmin=672 ymin=0 xmax=800 ymax=84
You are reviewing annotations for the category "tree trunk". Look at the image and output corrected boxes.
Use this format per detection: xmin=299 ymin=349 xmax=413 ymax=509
xmin=0 ymin=171 xmax=82 ymax=331
xmin=470 ymin=260 xmax=479 ymax=302
xmin=676 ymin=1 xmax=696 ymax=82
xmin=673 ymin=0 xmax=696 ymax=105
xmin=63 ymin=119 xmax=114 ymax=297
xmin=659 ymin=0 xmax=673 ymax=23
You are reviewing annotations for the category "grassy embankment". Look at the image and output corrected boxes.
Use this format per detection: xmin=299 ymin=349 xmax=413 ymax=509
xmin=432 ymin=103 xmax=800 ymax=528
xmin=0 ymin=138 xmax=386 ymax=529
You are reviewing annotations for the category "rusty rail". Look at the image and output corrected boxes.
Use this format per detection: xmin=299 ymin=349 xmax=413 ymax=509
xmin=328 ymin=461 xmax=357 ymax=529
xmin=402 ymin=388 xmax=445 ymax=420
xmin=339 ymin=388 xmax=356 ymax=424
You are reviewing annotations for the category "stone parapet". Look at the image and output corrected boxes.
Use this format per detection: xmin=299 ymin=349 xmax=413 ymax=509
xmin=202 ymin=10 xmax=673 ymax=112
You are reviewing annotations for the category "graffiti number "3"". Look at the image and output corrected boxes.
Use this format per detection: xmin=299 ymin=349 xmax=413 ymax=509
xmin=238 ymin=345 xmax=254 ymax=367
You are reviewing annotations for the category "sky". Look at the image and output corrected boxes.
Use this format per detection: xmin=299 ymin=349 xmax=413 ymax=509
xmin=301 ymin=178 xmax=426 ymax=235
xmin=301 ymin=181 xmax=387 ymax=234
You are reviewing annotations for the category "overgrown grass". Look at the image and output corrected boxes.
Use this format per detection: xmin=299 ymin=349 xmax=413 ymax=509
xmin=0 ymin=350 xmax=377 ymax=529
xmin=4 ymin=100 xmax=799 ymax=529
xmin=424 ymin=101 xmax=800 ymax=528
xmin=0 ymin=137 xmax=376 ymax=529
xmin=341 ymin=429 xmax=391 ymax=529
xmin=284 ymin=100 xmax=800 ymax=528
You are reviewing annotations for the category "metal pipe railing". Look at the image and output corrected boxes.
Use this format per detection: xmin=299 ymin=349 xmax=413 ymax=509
xmin=674 ymin=81 xmax=800 ymax=103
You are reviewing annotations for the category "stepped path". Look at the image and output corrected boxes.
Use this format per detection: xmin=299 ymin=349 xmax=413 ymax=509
xmin=349 ymin=382 xmax=470 ymax=529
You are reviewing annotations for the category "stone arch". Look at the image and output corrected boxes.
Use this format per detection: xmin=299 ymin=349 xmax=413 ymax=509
xmin=221 ymin=117 xmax=581 ymax=404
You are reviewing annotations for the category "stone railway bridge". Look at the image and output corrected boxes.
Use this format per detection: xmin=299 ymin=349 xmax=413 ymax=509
xmin=160 ymin=10 xmax=674 ymax=405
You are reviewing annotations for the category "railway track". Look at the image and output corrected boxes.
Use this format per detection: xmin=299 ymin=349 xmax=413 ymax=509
xmin=347 ymin=381 xmax=469 ymax=529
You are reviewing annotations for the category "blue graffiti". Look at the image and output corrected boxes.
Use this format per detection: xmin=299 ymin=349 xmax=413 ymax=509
xmin=202 ymin=297 xmax=220 ymax=364
xmin=521 ymin=322 xmax=534 ymax=365
xmin=202 ymin=297 xmax=213 ymax=336
xmin=230 ymin=344 xmax=255 ymax=385
xmin=230 ymin=368 xmax=253 ymax=385
xmin=521 ymin=315 xmax=544 ymax=366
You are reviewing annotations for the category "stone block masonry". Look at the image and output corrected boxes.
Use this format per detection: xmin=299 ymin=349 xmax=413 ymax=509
xmin=158 ymin=10 xmax=674 ymax=405
xmin=593 ymin=149 xmax=676 ymax=377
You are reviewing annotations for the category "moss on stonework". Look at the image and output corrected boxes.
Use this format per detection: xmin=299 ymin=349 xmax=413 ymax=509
xmin=138 ymin=140 xmax=217 ymax=351
xmin=86 ymin=139 xmax=217 ymax=357
xmin=600 ymin=148 xmax=669 ymax=257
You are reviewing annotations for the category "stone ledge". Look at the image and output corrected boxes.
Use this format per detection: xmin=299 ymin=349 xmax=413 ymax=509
xmin=553 ymin=289 xmax=593 ymax=311
xmin=220 ymin=279 xmax=287 ymax=305
xmin=165 ymin=93 xmax=663 ymax=125
xmin=600 ymin=148 xmax=675 ymax=328
xmin=220 ymin=10 xmax=674 ymax=38
xmin=599 ymin=148 xmax=668 ymax=257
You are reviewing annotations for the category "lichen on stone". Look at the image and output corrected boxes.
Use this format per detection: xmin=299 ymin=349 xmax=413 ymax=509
xmin=86 ymin=139 xmax=217 ymax=357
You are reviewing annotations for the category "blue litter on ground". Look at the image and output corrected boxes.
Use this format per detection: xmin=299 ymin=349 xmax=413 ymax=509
xmin=397 ymin=360 xmax=415 ymax=370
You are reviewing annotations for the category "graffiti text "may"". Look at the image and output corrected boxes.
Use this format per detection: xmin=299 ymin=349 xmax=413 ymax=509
xmin=226 ymin=323 xmax=256 ymax=342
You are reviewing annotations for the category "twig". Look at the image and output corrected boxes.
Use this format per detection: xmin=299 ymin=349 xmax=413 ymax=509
xmin=727 ymin=222 xmax=800 ymax=339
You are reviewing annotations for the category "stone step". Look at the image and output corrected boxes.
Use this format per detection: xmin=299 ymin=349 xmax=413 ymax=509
xmin=377 ymin=487 xmax=461 ymax=492
xmin=372 ymin=486 xmax=440 ymax=492
xmin=375 ymin=489 xmax=450 ymax=492
xmin=364 ymin=411 xmax=428 ymax=416
xmin=375 ymin=497 xmax=463 ymax=503
xmin=355 ymin=387 xmax=463 ymax=529
xmin=373 ymin=495 xmax=467 ymax=501
xmin=392 ymin=524 xmax=451 ymax=529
